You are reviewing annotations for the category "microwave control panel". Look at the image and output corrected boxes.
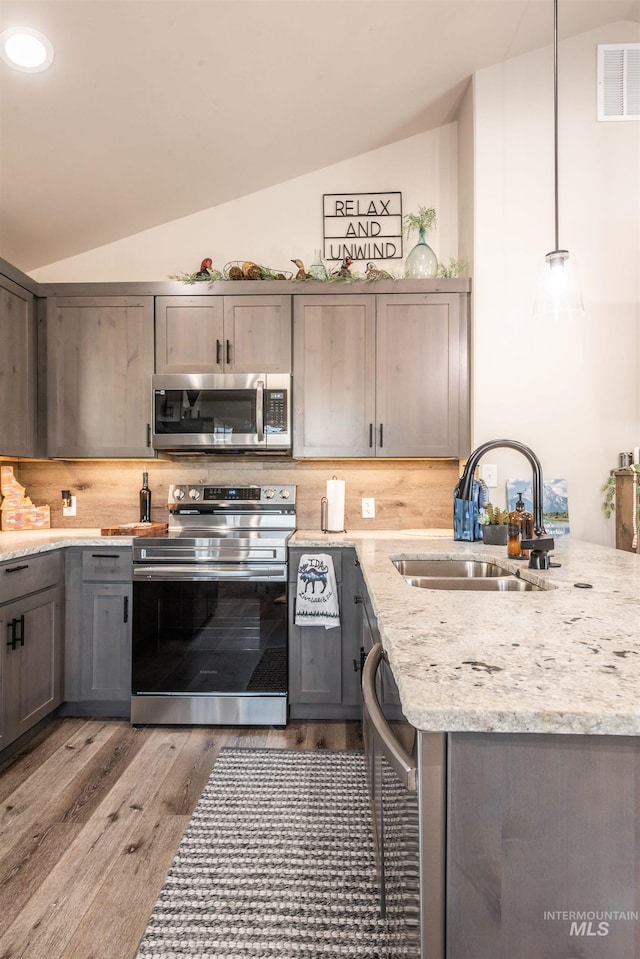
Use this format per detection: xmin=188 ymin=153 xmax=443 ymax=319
xmin=265 ymin=390 xmax=288 ymax=432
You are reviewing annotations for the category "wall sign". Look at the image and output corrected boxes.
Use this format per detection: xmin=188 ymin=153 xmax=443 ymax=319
xmin=323 ymin=192 xmax=403 ymax=262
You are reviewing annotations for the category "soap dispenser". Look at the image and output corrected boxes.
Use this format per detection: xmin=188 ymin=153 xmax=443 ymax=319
xmin=507 ymin=491 xmax=534 ymax=559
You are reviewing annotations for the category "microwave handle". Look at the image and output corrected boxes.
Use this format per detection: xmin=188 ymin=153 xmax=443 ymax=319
xmin=256 ymin=379 xmax=265 ymax=442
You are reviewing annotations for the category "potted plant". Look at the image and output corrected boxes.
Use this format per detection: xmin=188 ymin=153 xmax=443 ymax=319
xmin=403 ymin=205 xmax=438 ymax=278
xmin=479 ymin=503 xmax=509 ymax=545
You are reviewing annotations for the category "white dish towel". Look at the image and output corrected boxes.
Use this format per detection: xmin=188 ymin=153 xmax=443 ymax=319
xmin=294 ymin=553 xmax=340 ymax=629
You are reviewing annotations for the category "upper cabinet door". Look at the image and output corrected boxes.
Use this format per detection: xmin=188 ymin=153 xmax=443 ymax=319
xmin=223 ymin=295 xmax=291 ymax=373
xmin=0 ymin=276 xmax=36 ymax=457
xmin=293 ymin=295 xmax=376 ymax=457
xmin=46 ymin=296 xmax=155 ymax=458
xmin=375 ymin=293 xmax=470 ymax=457
xmin=155 ymin=294 xmax=292 ymax=373
xmin=155 ymin=295 xmax=224 ymax=373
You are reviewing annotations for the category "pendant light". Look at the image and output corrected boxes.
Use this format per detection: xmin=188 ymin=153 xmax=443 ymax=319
xmin=533 ymin=0 xmax=584 ymax=320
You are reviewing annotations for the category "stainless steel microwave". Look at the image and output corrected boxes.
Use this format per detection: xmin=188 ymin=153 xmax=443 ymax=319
xmin=151 ymin=373 xmax=291 ymax=452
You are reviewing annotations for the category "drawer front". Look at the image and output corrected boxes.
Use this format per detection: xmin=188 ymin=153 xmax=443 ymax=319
xmin=82 ymin=547 xmax=132 ymax=582
xmin=0 ymin=550 xmax=63 ymax=604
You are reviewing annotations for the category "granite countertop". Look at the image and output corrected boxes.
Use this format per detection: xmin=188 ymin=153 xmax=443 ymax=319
xmin=0 ymin=529 xmax=133 ymax=558
xmin=291 ymin=530 xmax=640 ymax=736
xmin=2 ymin=527 xmax=639 ymax=736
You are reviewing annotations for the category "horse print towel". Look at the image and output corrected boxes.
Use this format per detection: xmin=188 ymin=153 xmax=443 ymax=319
xmin=294 ymin=553 xmax=340 ymax=629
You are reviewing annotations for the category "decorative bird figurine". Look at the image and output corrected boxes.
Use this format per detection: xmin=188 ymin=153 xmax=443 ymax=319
xmin=195 ymin=257 xmax=213 ymax=279
xmin=365 ymin=261 xmax=392 ymax=279
xmin=333 ymin=255 xmax=353 ymax=277
xmin=291 ymin=258 xmax=310 ymax=279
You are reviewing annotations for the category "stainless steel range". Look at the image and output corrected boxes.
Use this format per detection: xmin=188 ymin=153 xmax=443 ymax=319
xmin=131 ymin=483 xmax=295 ymax=726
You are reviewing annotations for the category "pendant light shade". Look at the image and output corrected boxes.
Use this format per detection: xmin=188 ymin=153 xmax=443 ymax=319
xmin=534 ymin=0 xmax=584 ymax=320
xmin=534 ymin=249 xmax=584 ymax=320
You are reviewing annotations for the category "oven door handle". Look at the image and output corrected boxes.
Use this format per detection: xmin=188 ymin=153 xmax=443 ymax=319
xmin=133 ymin=563 xmax=286 ymax=581
xmin=256 ymin=379 xmax=265 ymax=443
xmin=362 ymin=643 xmax=416 ymax=791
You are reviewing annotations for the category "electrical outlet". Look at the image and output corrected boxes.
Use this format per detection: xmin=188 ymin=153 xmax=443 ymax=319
xmin=63 ymin=495 xmax=77 ymax=517
xmin=480 ymin=464 xmax=498 ymax=488
xmin=361 ymin=497 xmax=375 ymax=518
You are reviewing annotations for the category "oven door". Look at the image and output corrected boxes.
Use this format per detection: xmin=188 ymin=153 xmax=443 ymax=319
xmin=151 ymin=372 xmax=291 ymax=451
xmin=131 ymin=564 xmax=288 ymax=725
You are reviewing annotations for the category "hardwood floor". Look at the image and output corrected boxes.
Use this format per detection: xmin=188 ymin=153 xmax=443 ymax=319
xmin=0 ymin=717 xmax=363 ymax=959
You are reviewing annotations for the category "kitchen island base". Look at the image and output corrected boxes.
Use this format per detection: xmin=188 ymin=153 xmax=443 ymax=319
xmin=446 ymin=731 xmax=640 ymax=959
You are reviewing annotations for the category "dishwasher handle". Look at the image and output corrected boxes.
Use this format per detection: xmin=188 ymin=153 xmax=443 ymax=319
xmin=362 ymin=643 xmax=416 ymax=791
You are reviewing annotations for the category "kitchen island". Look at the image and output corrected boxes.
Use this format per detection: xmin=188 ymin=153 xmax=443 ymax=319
xmin=292 ymin=530 xmax=640 ymax=959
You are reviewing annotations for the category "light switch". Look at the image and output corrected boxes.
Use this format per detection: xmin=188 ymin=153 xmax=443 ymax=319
xmin=480 ymin=464 xmax=498 ymax=488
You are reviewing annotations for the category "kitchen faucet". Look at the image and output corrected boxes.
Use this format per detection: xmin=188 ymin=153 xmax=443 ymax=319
xmin=458 ymin=439 xmax=555 ymax=569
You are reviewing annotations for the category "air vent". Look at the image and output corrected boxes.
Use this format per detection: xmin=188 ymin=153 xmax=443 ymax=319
xmin=597 ymin=44 xmax=640 ymax=121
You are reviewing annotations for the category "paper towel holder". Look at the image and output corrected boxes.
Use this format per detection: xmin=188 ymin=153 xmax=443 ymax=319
xmin=321 ymin=496 xmax=328 ymax=532
xmin=321 ymin=494 xmax=346 ymax=534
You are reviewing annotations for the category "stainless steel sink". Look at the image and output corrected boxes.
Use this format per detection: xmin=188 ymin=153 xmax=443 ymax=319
xmin=391 ymin=557 xmax=546 ymax=592
xmin=392 ymin=559 xmax=508 ymax=578
xmin=403 ymin=575 xmax=543 ymax=592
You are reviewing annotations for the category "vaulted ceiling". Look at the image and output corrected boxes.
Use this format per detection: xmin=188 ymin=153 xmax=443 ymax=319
xmin=1 ymin=0 xmax=638 ymax=273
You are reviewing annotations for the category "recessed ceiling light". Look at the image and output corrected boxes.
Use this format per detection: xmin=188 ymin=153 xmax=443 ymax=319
xmin=0 ymin=26 xmax=54 ymax=73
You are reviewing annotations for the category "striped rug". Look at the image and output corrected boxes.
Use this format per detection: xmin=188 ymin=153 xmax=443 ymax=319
xmin=135 ymin=747 xmax=399 ymax=958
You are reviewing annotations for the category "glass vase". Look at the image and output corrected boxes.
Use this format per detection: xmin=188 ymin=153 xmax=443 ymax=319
xmin=404 ymin=227 xmax=437 ymax=278
xmin=309 ymin=249 xmax=328 ymax=280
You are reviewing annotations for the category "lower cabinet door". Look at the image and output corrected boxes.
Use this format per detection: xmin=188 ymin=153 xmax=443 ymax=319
xmin=289 ymin=598 xmax=343 ymax=705
xmin=81 ymin=582 xmax=132 ymax=701
xmin=3 ymin=586 xmax=63 ymax=745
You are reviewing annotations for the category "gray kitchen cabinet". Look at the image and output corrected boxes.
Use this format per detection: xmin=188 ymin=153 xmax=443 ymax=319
xmin=292 ymin=295 xmax=376 ymax=457
xmin=63 ymin=547 xmax=132 ymax=716
xmin=293 ymin=292 xmax=469 ymax=458
xmin=0 ymin=551 xmax=63 ymax=751
xmin=288 ymin=547 xmax=362 ymax=720
xmin=45 ymin=296 xmax=155 ymax=457
xmin=155 ymin=294 xmax=292 ymax=373
xmin=0 ymin=275 xmax=37 ymax=457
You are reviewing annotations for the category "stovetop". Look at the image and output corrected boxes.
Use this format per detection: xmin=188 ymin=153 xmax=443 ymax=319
xmin=133 ymin=484 xmax=296 ymax=562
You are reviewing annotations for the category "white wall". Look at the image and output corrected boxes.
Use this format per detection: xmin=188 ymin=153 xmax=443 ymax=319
xmin=472 ymin=21 xmax=639 ymax=546
xmin=30 ymin=127 xmax=459 ymax=283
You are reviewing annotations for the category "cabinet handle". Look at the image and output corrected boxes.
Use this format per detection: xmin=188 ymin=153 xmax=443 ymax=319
xmin=5 ymin=564 xmax=29 ymax=574
xmin=146 ymin=422 xmax=151 ymax=447
xmin=368 ymin=423 xmax=373 ymax=448
xmin=91 ymin=553 xmax=120 ymax=559
xmin=353 ymin=657 xmax=361 ymax=673
xmin=379 ymin=423 xmax=384 ymax=448
xmin=354 ymin=595 xmax=363 ymax=605
xmin=226 ymin=339 xmax=231 ymax=365
xmin=216 ymin=339 xmax=222 ymax=365
xmin=123 ymin=595 xmax=129 ymax=623
xmin=6 ymin=615 xmax=24 ymax=651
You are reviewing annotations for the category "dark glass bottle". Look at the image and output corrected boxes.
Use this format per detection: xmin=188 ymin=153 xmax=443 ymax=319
xmin=139 ymin=472 xmax=151 ymax=523
xmin=508 ymin=491 xmax=534 ymax=558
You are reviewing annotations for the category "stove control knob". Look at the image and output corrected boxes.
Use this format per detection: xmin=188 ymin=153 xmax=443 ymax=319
xmin=173 ymin=487 xmax=185 ymax=501
xmin=263 ymin=488 xmax=275 ymax=499
xmin=188 ymin=487 xmax=201 ymax=501
xmin=279 ymin=488 xmax=290 ymax=499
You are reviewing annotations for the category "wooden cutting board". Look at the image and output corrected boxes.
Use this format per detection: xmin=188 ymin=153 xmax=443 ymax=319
xmin=100 ymin=522 xmax=168 ymax=536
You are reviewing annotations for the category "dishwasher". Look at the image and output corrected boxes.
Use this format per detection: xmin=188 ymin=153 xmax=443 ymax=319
xmin=362 ymin=642 xmax=446 ymax=959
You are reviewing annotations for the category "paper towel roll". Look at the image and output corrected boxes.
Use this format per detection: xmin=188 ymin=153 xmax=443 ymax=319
xmin=326 ymin=478 xmax=345 ymax=532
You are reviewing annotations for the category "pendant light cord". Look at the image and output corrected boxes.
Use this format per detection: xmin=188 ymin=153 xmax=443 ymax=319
xmin=553 ymin=0 xmax=560 ymax=252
